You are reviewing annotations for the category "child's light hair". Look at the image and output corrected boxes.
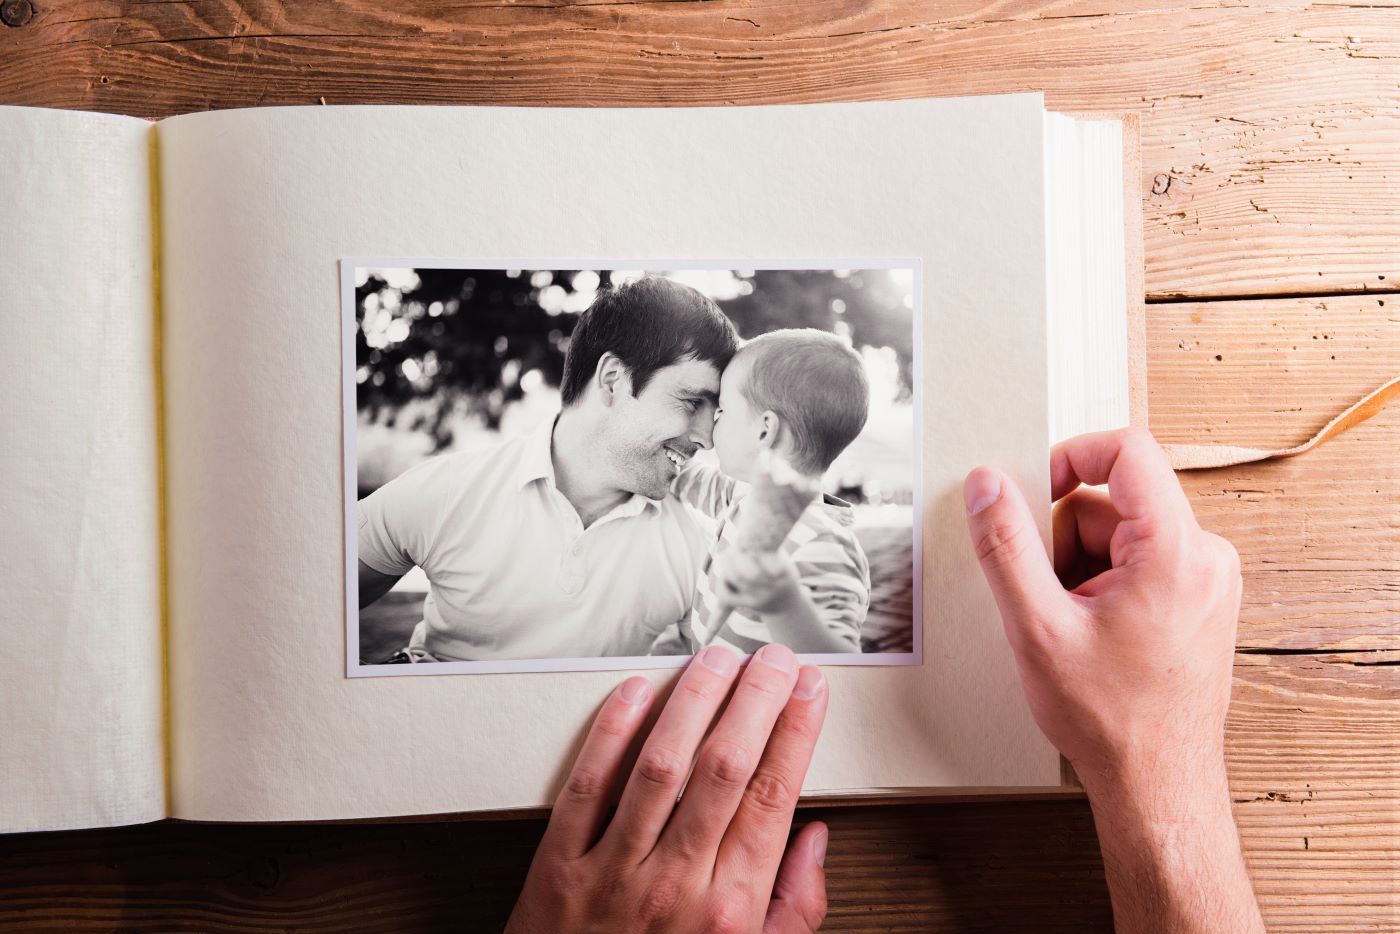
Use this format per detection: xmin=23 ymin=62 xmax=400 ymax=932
xmin=736 ymin=329 xmax=871 ymax=475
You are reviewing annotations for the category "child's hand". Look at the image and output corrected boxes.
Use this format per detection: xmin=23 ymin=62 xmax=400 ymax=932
xmin=713 ymin=549 xmax=802 ymax=615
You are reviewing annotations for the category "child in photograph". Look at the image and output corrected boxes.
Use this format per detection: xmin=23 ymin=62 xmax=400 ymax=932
xmin=651 ymin=328 xmax=873 ymax=656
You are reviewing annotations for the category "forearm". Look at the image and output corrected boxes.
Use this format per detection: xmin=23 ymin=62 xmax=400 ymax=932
xmin=357 ymin=559 xmax=403 ymax=608
xmin=1084 ymin=758 xmax=1264 ymax=934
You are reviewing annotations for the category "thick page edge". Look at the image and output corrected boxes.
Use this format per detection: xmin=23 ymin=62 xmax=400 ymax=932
xmin=0 ymin=106 xmax=166 ymax=831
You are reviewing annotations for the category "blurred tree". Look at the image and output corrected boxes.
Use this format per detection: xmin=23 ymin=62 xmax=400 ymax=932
xmin=357 ymin=268 xmax=914 ymax=451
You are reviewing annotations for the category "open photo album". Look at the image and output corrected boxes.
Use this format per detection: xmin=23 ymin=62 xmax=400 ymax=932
xmin=0 ymin=95 xmax=1137 ymax=833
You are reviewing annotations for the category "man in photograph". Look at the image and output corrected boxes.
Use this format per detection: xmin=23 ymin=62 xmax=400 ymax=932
xmin=356 ymin=277 xmax=740 ymax=662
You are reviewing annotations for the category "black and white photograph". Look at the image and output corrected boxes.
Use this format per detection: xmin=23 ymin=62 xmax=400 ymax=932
xmin=345 ymin=262 xmax=920 ymax=675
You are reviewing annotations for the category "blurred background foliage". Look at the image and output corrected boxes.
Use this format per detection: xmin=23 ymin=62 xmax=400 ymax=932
xmin=355 ymin=268 xmax=915 ymax=453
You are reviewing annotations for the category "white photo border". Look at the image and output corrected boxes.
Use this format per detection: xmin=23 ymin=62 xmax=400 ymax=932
xmin=342 ymin=257 xmax=924 ymax=678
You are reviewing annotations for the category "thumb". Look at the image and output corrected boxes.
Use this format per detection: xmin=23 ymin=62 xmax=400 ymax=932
xmin=963 ymin=468 xmax=1069 ymax=641
xmin=763 ymin=822 xmax=828 ymax=933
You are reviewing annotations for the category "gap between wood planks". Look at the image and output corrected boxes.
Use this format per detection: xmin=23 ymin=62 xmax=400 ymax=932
xmin=1148 ymin=287 xmax=1400 ymax=305
xmin=1237 ymin=647 xmax=1399 ymax=665
xmin=1155 ymin=287 xmax=1398 ymax=666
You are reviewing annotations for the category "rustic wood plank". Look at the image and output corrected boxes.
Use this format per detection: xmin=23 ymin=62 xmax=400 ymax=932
xmin=0 ymin=657 xmax=1389 ymax=933
xmin=0 ymin=803 xmax=1115 ymax=932
xmin=1147 ymin=295 xmax=1399 ymax=650
xmin=0 ymin=0 xmax=1396 ymax=300
xmin=1227 ymin=653 xmax=1400 ymax=932
xmin=1 ymin=2 xmax=1395 ymax=930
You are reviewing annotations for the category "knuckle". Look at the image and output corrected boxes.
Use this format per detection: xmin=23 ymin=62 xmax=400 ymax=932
xmin=1212 ymin=533 xmax=1243 ymax=573
xmin=1120 ymin=426 xmax=1160 ymax=457
xmin=635 ymin=746 xmax=689 ymax=788
xmin=1121 ymin=425 xmax=1154 ymax=445
xmin=745 ymin=766 xmax=797 ymax=817
xmin=636 ymin=873 xmax=688 ymax=925
xmin=677 ymin=675 xmax=717 ymax=703
xmin=699 ymin=739 xmax=755 ymax=791
xmin=591 ymin=709 xmax=633 ymax=741
xmin=538 ymin=855 xmax=586 ymax=897
xmin=562 ymin=765 xmax=609 ymax=802
xmin=775 ymin=709 xmax=820 ymax=747
xmin=973 ymin=515 xmax=1035 ymax=569
xmin=704 ymin=896 xmax=752 ymax=934
xmin=738 ymin=669 xmax=789 ymax=699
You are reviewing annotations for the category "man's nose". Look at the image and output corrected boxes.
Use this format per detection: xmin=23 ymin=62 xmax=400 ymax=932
xmin=689 ymin=410 xmax=716 ymax=450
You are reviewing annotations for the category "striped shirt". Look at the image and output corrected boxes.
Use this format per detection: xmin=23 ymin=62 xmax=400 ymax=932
xmin=652 ymin=460 xmax=870 ymax=656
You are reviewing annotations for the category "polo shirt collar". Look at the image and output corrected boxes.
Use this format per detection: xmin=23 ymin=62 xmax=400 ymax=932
xmin=515 ymin=413 xmax=661 ymax=516
xmin=515 ymin=414 xmax=559 ymax=491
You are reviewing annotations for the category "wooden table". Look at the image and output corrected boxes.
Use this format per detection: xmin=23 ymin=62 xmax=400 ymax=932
xmin=2 ymin=2 xmax=1395 ymax=930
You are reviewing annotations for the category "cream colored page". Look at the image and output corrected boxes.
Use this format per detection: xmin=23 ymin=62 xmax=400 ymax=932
xmin=160 ymin=98 xmax=1060 ymax=821
xmin=0 ymin=108 xmax=165 ymax=831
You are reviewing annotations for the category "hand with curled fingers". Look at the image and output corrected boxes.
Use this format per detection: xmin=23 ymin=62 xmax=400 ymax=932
xmin=963 ymin=427 xmax=1263 ymax=934
xmin=506 ymin=643 xmax=830 ymax=934
xmin=712 ymin=550 xmax=804 ymax=616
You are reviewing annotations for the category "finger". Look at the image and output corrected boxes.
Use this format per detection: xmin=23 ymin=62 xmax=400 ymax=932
xmin=762 ymin=822 xmax=829 ymax=934
xmin=963 ymin=467 xmax=1071 ymax=642
xmin=1052 ymin=490 xmax=1118 ymax=590
xmin=659 ymin=644 xmax=802 ymax=862
xmin=713 ymin=664 xmax=828 ymax=883
xmin=539 ymin=676 xmax=655 ymax=859
xmin=1052 ymin=487 xmax=1120 ymax=576
xmin=603 ymin=645 xmax=742 ymax=860
xmin=1049 ymin=428 xmax=1191 ymax=526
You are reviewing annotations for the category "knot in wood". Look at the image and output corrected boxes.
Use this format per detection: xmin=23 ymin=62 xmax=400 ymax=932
xmin=0 ymin=0 xmax=33 ymax=27
xmin=1151 ymin=173 xmax=1172 ymax=195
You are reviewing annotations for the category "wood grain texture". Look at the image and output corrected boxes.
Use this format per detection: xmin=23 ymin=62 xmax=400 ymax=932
xmin=0 ymin=658 xmax=1390 ymax=932
xmin=0 ymin=0 xmax=1397 ymax=300
xmin=1228 ymin=653 xmax=1400 ymax=931
xmin=1 ymin=1 xmax=1397 ymax=931
xmin=1148 ymin=295 xmax=1399 ymax=650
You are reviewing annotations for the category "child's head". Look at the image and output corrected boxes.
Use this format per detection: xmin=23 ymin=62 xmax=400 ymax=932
xmin=711 ymin=329 xmax=870 ymax=482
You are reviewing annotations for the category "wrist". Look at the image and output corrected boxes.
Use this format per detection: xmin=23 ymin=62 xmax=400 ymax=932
xmin=1082 ymin=751 xmax=1263 ymax=934
xmin=1075 ymin=729 xmax=1229 ymax=812
xmin=1083 ymin=758 xmax=1232 ymax=843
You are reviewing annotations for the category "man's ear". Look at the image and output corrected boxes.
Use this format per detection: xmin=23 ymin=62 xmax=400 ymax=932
xmin=594 ymin=353 xmax=632 ymax=406
xmin=758 ymin=411 xmax=783 ymax=449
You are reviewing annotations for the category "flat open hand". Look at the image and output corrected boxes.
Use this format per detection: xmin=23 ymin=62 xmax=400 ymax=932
xmin=506 ymin=643 xmax=830 ymax=933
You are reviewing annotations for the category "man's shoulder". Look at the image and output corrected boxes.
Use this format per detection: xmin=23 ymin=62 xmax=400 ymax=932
xmin=387 ymin=433 xmax=531 ymax=495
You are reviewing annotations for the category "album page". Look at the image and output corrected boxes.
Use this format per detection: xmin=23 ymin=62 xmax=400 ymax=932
xmin=158 ymin=97 xmax=1063 ymax=822
xmin=0 ymin=107 xmax=166 ymax=832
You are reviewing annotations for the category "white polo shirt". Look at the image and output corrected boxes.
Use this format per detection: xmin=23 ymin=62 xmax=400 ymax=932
xmin=357 ymin=417 xmax=714 ymax=661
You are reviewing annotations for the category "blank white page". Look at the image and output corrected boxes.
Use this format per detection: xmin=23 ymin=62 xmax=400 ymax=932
xmin=0 ymin=107 xmax=165 ymax=832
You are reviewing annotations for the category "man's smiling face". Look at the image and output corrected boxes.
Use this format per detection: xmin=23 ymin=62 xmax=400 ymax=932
xmin=603 ymin=355 xmax=722 ymax=500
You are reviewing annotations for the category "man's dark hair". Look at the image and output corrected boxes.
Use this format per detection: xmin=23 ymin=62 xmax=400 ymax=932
xmin=560 ymin=277 xmax=739 ymax=406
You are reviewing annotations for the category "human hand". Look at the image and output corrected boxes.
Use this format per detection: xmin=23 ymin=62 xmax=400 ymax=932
xmin=506 ymin=643 xmax=830 ymax=933
xmin=713 ymin=549 xmax=804 ymax=616
xmin=962 ymin=428 xmax=1241 ymax=795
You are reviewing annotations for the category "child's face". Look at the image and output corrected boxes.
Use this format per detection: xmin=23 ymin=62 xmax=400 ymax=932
xmin=711 ymin=353 xmax=766 ymax=483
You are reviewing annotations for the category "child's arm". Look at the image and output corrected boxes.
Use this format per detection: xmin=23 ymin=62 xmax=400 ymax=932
xmin=670 ymin=459 xmax=740 ymax=519
xmin=712 ymin=550 xmax=864 ymax=654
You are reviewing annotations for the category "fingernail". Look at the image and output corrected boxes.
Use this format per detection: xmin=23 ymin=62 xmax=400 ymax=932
xmin=964 ymin=468 xmax=1003 ymax=516
xmin=698 ymin=645 xmax=738 ymax=675
xmin=756 ymin=642 xmax=797 ymax=673
xmin=812 ymin=825 xmax=828 ymax=868
xmin=619 ymin=677 xmax=651 ymax=705
xmin=792 ymin=665 xmax=825 ymax=700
